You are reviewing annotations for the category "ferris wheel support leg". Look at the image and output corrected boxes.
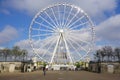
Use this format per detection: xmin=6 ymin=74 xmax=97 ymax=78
xmin=50 ymin=35 xmax=61 ymax=65
xmin=62 ymin=35 xmax=74 ymax=65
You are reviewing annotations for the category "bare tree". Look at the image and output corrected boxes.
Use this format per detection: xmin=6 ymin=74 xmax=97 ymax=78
xmin=0 ymin=46 xmax=28 ymax=61
xmin=99 ymin=48 xmax=106 ymax=62
xmin=95 ymin=49 xmax=102 ymax=62
xmin=0 ymin=49 xmax=4 ymax=61
xmin=103 ymin=46 xmax=113 ymax=62
xmin=115 ymin=48 xmax=120 ymax=63
xmin=12 ymin=46 xmax=21 ymax=61
xmin=21 ymin=49 xmax=28 ymax=61
xmin=2 ymin=48 xmax=11 ymax=61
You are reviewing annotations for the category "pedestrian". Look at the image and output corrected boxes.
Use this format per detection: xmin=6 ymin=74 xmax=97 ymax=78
xmin=43 ymin=66 xmax=46 ymax=76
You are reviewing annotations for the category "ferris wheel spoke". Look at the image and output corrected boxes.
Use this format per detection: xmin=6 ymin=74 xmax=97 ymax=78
xmin=66 ymin=39 xmax=82 ymax=58
xmin=41 ymin=38 xmax=56 ymax=58
xmin=67 ymin=15 xmax=85 ymax=29
xmin=32 ymin=27 xmax=55 ymax=33
xmin=39 ymin=15 xmax=56 ymax=30
xmin=32 ymin=33 xmax=54 ymax=37
xmin=51 ymin=8 xmax=59 ymax=26
xmin=62 ymin=5 xmax=66 ymax=25
xmin=70 ymin=33 xmax=92 ymax=45
xmin=69 ymin=21 xmax=89 ymax=30
xmin=58 ymin=5 xmax=62 ymax=27
xmin=37 ymin=38 xmax=57 ymax=60
xmin=64 ymin=6 xmax=73 ymax=27
xmin=41 ymin=36 xmax=58 ymax=46
xmin=32 ymin=48 xmax=46 ymax=61
xmin=43 ymin=35 xmax=59 ymax=44
xmin=68 ymin=36 xmax=88 ymax=53
xmin=69 ymin=29 xmax=89 ymax=33
xmin=65 ymin=10 xmax=79 ymax=28
xmin=44 ymin=11 xmax=58 ymax=29
xmin=70 ymin=37 xmax=92 ymax=51
xmin=72 ymin=36 xmax=92 ymax=53
xmin=34 ymin=21 xmax=56 ymax=31
xmin=38 ymin=38 xmax=56 ymax=51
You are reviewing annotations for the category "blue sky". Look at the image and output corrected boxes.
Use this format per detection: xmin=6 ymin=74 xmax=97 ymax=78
xmin=0 ymin=0 xmax=120 ymax=50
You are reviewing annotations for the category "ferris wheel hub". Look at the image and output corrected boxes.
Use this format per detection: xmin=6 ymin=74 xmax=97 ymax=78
xmin=59 ymin=29 xmax=64 ymax=33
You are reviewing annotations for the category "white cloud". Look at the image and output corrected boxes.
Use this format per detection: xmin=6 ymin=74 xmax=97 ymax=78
xmin=0 ymin=9 xmax=10 ymax=15
xmin=0 ymin=25 xmax=18 ymax=44
xmin=96 ymin=14 xmax=120 ymax=41
xmin=2 ymin=0 xmax=117 ymax=19
xmin=74 ymin=0 xmax=116 ymax=17
xmin=15 ymin=39 xmax=31 ymax=49
xmin=2 ymin=0 xmax=52 ymax=15
xmin=96 ymin=14 xmax=120 ymax=46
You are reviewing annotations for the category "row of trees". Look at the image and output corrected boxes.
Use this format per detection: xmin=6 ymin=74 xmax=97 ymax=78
xmin=0 ymin=46 xmax=28 ymax=61
xmin=94 ymin=46 xmax=120 ymax=63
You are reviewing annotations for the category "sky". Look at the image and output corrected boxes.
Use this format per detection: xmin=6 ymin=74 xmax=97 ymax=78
xmin=0 ymin=0 xmax=120 ymax=54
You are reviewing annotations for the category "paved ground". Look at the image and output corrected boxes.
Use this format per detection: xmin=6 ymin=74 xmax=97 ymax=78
xmin=0 ymin=71 xmax=120 ymax=80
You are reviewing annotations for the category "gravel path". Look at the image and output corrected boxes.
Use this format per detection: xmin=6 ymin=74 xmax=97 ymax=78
xmin=0 ymin=71 xmax=119 ymax=80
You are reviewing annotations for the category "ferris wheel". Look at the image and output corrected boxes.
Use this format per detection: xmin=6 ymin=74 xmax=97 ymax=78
xmin=29 ymin=4 xmax=95 ymax=65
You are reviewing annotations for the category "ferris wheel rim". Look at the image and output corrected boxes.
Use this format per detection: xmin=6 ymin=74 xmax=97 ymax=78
xmin=29 ymin=3 xmax=95 ymax=63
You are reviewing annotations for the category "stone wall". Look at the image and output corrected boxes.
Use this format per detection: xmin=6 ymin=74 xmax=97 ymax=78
xmin=0 ymin=62 xmax=22 ymax=73
xmin=89 ymin=62 xmax=120 ymax=74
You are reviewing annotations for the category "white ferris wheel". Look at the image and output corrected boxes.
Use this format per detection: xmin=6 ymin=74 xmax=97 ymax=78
xmin=29 ymin=4 xmax=95 ymax=65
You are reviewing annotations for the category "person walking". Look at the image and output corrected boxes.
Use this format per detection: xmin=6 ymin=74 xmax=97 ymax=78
xmin=43 ymin=66 xmax=46 ymax=76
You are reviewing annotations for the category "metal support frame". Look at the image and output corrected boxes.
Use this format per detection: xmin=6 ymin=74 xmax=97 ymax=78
xmin=50 ymin=31 xmax=73 ymax=65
